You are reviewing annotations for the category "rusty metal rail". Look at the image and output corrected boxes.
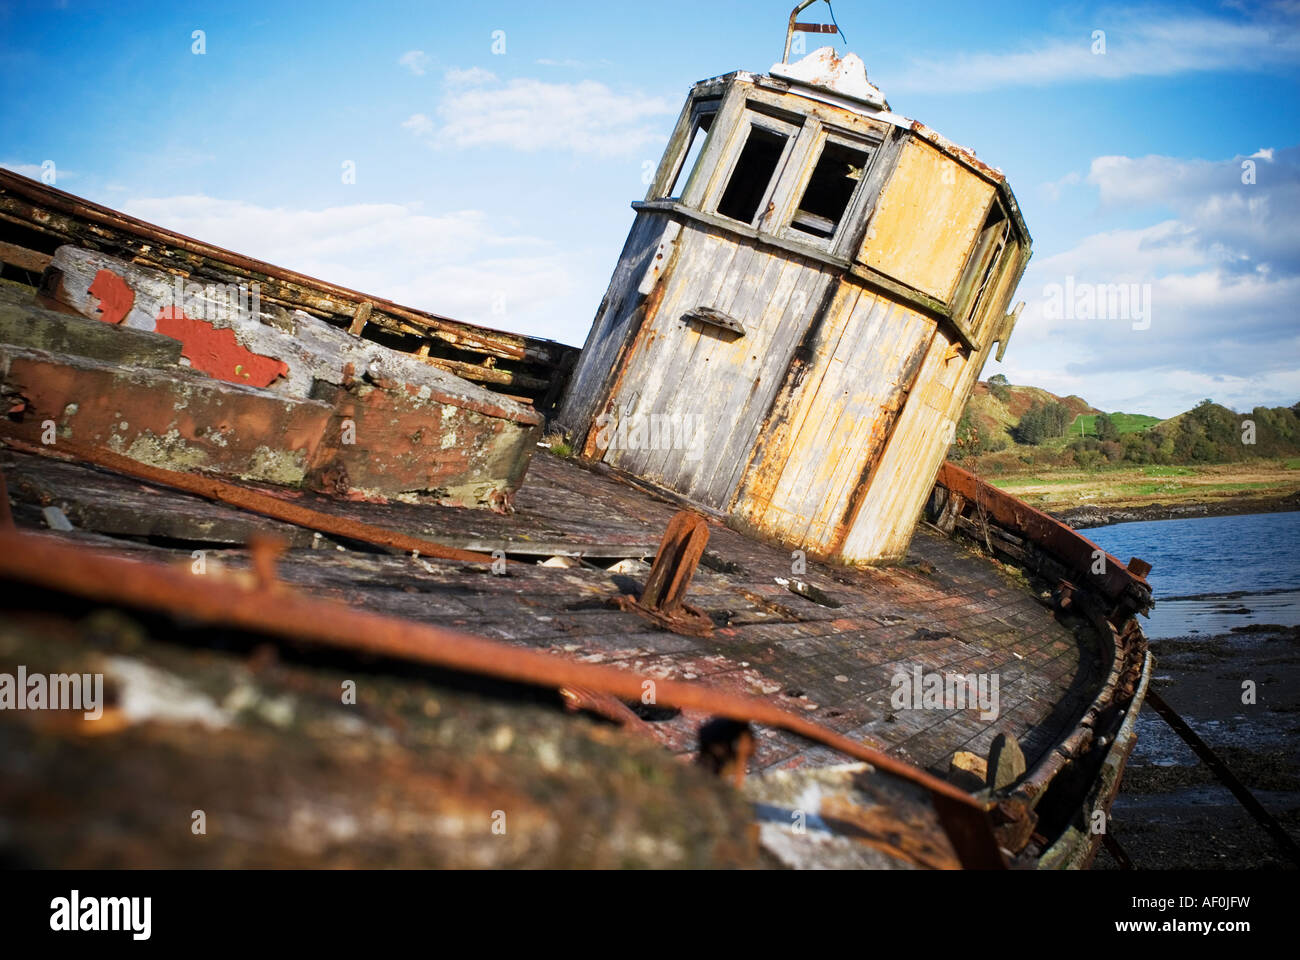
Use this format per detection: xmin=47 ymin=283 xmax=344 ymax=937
xmin=3 ymin=439 xmax=496 ymax=566
xmin=935 ymin=462 xmax=1153 ymax=621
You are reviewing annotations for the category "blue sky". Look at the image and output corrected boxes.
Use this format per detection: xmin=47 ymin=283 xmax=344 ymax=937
xmin=2 ymin=0 xmax=1298 ymax=417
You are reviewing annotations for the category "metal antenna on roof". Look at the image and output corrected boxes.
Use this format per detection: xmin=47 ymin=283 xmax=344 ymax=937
xmin=782 ymin=0 xmax=847 ymax=63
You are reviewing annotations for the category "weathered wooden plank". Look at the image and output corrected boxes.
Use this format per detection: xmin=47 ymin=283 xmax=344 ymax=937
xmin=730 ymin=278 xmax=860 ymax=539
xmin=840 ymin=327 xmax=978 ymax=561
xmin=857 ymin=138 xmax=995 ymax=304
xmin=601 ymin=224 xmax=740 ymax=481
xmin=555 ymin=212 xmax=668 ymax=437
xmin=0 ymin=239 xmax=51 ymax=273
xmin=637 ymin=237 xmax=760 ymax=487
xmin=793 ymin=296 xmax=932 ymax=553
xmin=691 ymin=253 xmax=806 ymax=504
xmin=664 ymin=247 xmax=791 ymax=496
xmin=715 ymin=259 xmax=831 ymax=508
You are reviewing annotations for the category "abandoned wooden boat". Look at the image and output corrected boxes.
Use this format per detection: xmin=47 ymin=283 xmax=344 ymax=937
xmin=0 ymin=20 xmax=1152 ymax=869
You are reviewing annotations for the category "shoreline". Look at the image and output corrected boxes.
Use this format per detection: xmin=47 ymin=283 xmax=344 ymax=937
xmin=1052 ymin=491 xmax=1300 ymax=529
xmin=1095 ymin=623 xmax=1300 ymax=870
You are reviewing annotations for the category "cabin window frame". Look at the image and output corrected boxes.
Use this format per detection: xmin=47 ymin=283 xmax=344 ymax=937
xmin=705 ymin=108 xmax=803 ymax=230
xmin=951 ymin=195 xmax=1013 ymax=334
xmin=776 ymin=126 xmax=879 ymax=256
xmin=657 ymin=97 xmax=722 ymax=206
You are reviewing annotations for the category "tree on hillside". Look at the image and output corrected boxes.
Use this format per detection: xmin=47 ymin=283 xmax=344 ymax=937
xmin=1013 ymin=400 xmax=1072 ymax=445
xmin=1095 ymin=413 xmax=1120 ymax=442
xmin=986 ymin=373 xmax=1011 ymax=403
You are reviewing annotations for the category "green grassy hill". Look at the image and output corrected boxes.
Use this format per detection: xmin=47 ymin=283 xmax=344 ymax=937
xmin=955 ymin=384 xmax=1300 ymax=474
xmin=1069 ymin=412 xmax=1162 ymax=436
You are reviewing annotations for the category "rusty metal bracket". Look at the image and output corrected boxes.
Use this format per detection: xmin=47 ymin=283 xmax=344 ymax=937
xmin=613 ymin=510 xmax=714 ymax=637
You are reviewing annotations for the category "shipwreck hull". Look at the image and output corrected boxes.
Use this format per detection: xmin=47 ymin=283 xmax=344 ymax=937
xmin=0 ymin=432 xmax=1150 ymax=868
xmin=0 ymin=112 xmax=1151 ymax=868
xmin=0 ymin=168 xmax=586 ymax=509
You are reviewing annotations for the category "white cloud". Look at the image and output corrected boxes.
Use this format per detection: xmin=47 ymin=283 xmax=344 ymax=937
xmin=888 ymin=6 xmax=1300 ymax=93
xmin=401 ymin=113 xmax=434 ymax=136
xmin=1000 ymin=146 xmax=1300 ymax=416
xmin=409 ymin=68 xmax=676 ymax=156
xmin=1040 ymin=171 xmax=1082 ymax=203
xmin=118 ymin=194 xmax=587 ymax=344
xmin=398 ymin=50 xmax=431 ymax=76
xmin=444 ymin=66 xmax=498 ymax=88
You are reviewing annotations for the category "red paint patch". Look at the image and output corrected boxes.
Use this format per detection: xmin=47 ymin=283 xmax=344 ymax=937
xmin=87 ymin=269 xmax=135 ymax=325
xmin=154 ymin=307 xmax=288 ymax=387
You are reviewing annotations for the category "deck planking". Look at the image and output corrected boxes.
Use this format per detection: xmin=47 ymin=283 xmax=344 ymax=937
xmin=2 ymin=447 xmax=1103 ymax=779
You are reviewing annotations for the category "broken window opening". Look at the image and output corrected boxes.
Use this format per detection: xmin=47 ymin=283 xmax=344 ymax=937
xmin=667 ymin=111 xmax=715 ymax=200
xmin=716 ymin=125 xmax=789 ymax=226
xmin=790 ymin=141 xmax=871 ymax=240
xmin=961 ymin=202 xmax=1011 ymax=327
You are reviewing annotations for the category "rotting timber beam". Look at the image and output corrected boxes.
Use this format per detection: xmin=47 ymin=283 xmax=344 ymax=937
xmin=0 ymin=168 xmax=579 ymax=407
xmin=0 ymin=527 xmax=1005 ymax=868
xmin=0 ymin=439 xmax=497 ymax=566
xmin=934 ymin=462 xmax=1153 ymax=623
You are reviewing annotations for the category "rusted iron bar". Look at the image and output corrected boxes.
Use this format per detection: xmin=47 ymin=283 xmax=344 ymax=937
xmin=558 ymin=685 xmax=653 ymax=733
xmin=935 ymin=462 xmax=1152 ymax=619
xmin=4 ymin=439 xmax=496 ymax=566
xmin=614 ymin=511 xmax=715 ymax=637
xmin=641 ymin=511 xmax=709 ymax=613
xmin=0 ymin=528 xmax=989 ymax=817
xmin=1145 ymin=688 xmax=1300 ymax=866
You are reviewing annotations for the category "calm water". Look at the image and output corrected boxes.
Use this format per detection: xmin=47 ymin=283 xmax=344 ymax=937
xmin=1084 ymin=511 xmax=1300 ymax=638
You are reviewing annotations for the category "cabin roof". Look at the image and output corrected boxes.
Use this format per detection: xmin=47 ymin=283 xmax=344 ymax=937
xmin=686 ymin=58 xmax=1033 ymax=251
